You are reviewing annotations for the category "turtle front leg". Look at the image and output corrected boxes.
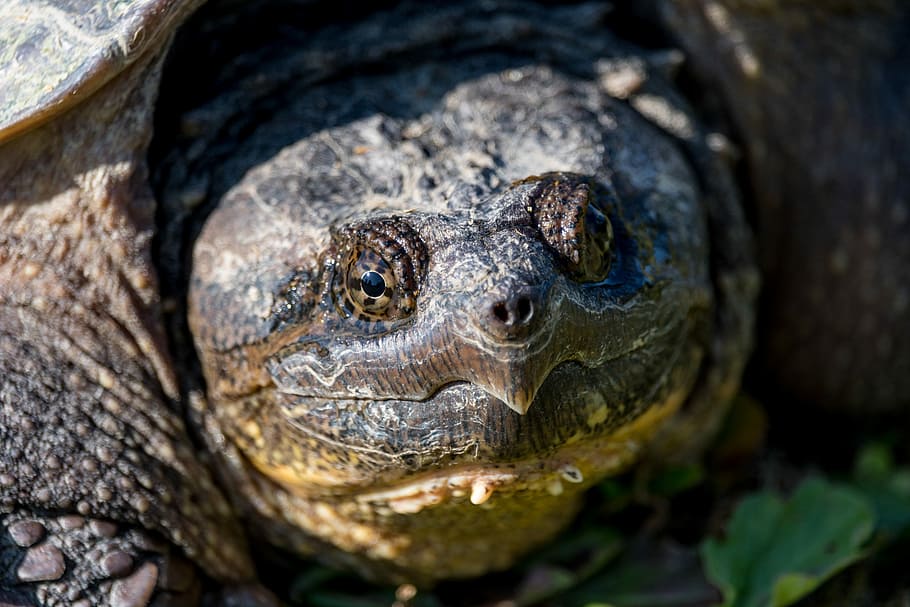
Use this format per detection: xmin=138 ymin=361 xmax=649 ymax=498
xmin=0 ymin=510 xmax=201 ymax=607
xmin=0 ymin=300 xmax=273 ymax=606
xmin=0 ymin=35 xmax=266 ymax=606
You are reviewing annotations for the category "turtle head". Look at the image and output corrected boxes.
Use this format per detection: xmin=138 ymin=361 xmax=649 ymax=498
xmin=189 ymin=166 xmax=710 ymax=490
xmin=184 ymin=67 xmax=735 ymax=581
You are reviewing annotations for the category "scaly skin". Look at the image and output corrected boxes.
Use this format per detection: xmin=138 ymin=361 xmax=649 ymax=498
xmin=0 ymin=42 xmax=270 ymax=606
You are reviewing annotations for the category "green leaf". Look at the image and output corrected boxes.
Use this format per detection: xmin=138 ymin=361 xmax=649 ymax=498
xmin=853 ymin=442 xmax=894 ymax=484
xmin=510 ymin=527 xmax=624 ymax=606
xmin=701 ymin=476 xmax=875 ymax=607
xmin=851 ymin=442 xmax=910 ymax=536
xmin=770 ymin=573 xmax=817 ymax=607
xmin=648 ymin=463 xmax=705 ymax=497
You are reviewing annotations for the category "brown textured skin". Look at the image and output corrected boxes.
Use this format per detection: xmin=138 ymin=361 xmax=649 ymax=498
xmin=0 ymin=38 xmax=270 ymax=607
xmin=657 ymin=0 xmax=910 ymax=409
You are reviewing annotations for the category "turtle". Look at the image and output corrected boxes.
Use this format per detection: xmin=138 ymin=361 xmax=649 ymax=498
xmin=0 ymin=0 xmax=908 ymax=605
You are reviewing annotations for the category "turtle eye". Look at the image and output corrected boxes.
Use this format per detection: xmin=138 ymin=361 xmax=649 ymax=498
xmin=333 ymin=218 xmax=426 ymax=324
xmin=526 ymin=173 xmax=614 ymax=283
xmin=578 ymin=203 xmax=613 ymax=282
xmin=343 ymin=248 xmax=396 ymax=318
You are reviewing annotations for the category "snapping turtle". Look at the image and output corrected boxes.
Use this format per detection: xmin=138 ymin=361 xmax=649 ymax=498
xmin=1 ymin=0 xmax=908 ymax=603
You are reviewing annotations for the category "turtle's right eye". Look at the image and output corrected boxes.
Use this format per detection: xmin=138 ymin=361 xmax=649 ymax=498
xmin=332 ymin=218 xmax=427 ymax=324
xmin=576 ymin=201 xmax=613 ymax=282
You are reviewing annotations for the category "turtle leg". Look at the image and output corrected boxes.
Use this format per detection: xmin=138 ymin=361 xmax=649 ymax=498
xmin=0 ymin=510 xmax=201 ymax=607
xmin=0 ymin=301 xmax=281 ymax=607
xmin=0 ymin=510 xmax=280 ymax=607
xmin=0 ymin=30 xmax=264 ymax=605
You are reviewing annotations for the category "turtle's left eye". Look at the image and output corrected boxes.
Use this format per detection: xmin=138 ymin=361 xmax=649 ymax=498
xmin=343 ymin=248 xmax=396 ymax=318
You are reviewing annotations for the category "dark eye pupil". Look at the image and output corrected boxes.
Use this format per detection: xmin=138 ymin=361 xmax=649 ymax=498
xmin=360 ymin=271 xmax=386 ymax=297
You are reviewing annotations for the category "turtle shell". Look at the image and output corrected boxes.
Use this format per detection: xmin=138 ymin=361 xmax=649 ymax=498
xmin=0 ymin=0 xmax=201 ymax=143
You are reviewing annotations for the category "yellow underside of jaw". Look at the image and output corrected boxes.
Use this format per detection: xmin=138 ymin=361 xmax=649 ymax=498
xmin=228 ymin=387 xmax=688 ymax=582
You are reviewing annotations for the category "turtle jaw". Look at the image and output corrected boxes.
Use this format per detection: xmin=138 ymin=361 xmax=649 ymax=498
xmin=201 ymin=294 xmax=704 ymax=585
xmin=234 ymin=311 xmax=704 ymax=494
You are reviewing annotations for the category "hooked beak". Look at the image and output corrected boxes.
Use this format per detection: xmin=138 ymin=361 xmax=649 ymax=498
xmin=471 ymin=360 xmax=549 ymax=415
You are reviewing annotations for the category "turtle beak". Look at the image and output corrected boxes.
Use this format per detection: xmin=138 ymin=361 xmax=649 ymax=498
xmin=465 ymin=283 xmax=556 ymax=415
xmin=472 ymin=359 xmax=549 ymax=415
xmin=496 ymin=387 xmax=536 ymax=415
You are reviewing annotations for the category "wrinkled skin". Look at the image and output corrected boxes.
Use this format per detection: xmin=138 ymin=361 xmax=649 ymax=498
xmin=0 ymin=0 xmax=906 ymax=603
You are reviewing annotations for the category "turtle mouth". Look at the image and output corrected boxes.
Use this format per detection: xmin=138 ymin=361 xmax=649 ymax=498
xmin=276 ymin=373 xmax=543 ymax=416
xmin=273 ymin=353 xmax=680 ymax=474
xmin=235 ymin=318 xmax=699 ymax=494
xmin=270 ymin=360 xmax=603 ymax=472
xmin=256 ymin=376 xmax=690 ymax=507
xmin=273 ymin=316 xmax=701 ymax=464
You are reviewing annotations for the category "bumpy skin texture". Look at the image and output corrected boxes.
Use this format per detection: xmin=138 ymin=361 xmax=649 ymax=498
xmin=180 ymin=2 xmax=756 ymax=583
xmin=0 ymin=34 xmax=265 ymax=607
xmin=0 ymin=510 xmax=200 ymax=607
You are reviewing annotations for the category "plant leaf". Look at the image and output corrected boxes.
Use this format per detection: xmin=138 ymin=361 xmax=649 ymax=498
xmin=852 ymin=442 xmax=910 ymax=536
xmin=769 ymin=573 xmax=816 ymax=607
xmin=701 ymin=476 xmax=875 ymax=607
xmin=559 ymin=540 xmax=720 ymax=607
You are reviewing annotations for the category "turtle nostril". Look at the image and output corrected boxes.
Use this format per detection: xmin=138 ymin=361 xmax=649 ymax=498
xmin=516 ymin=296 xmax=533 ymax=324
xmin=492 ymin=302 xmax=510 ymax=324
